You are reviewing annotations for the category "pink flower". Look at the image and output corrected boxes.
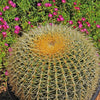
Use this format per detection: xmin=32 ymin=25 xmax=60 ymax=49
xmin=69 ymin=20 xmax=73 ymax=25
xmin=52 ymin=0 xmax=55 ymax=2
xmin=11 ymin=3 xmax=16 ymax=8
xmin=14 ymin=30 xmax=19 ymax=34
xmin=85 ymin=31 xmax=89 ymax=34
xmin=15 ymin=25 xmax=21 ymax=30
xmin=5 ymin=70 xmax=9 ymax=76
xmin=44 ymin=3 xmax=52 ymax=7
xmin=2 ymin=32 xmax=7 ymax=37
xmin=57 ymin=18 xmax=61 ymax=22
xmin=0 ymin=12 xmax=2 ymax=16
xmin=73 ymin=2 xmax=77 ymax=5
xmin=15 ymin=17 xmax=19 ymax=21
xmin=28 ymin=21 xmax=31 ymax=24
xmin=2 ymin=20 xmax=7 ymax=25
xmin=87 ymin=23 xmax=91 ymax=27
xmin=3 ymin=25 xmax=9 ymax=30
xmin=60 ymin=17 xmax=64 ymax=21
xmin=5 ymin=43 xmax=8 ymax=46
xmin=59 ymin=15 xmax=63 ymax=18
xmin=53 ymin=12 xmax=57 ymax=15
xmin=75 ymin=7 xmax=80 ymax=10
xmin=54 ymin=8 xmax=58 ymax=12
xmin=80 ymin=29 xmax=84 ymax=32
xmin=0 ymin=25 xmax=2 ymax=29
xmin=8 ymin=48 xmax=13 ymax=52
xmin=79 ymin=24 xmax=83 ymax=28
xmin=31 ymin=25 xmax=33 ymax=27
xmin=45 ymin=3 xmax=49 ymax=7
xmin=5 ymin=6 xmax=10 ymax=10
xmin=48 ymin=13 xmax=53 ymax=18
xmin=0 ymin=17 xmax=3 ymax=22
xmin=94 ymin=21 xmax=96 ymax=23
xmin=96 ymin=24 xmax=100 ymax=28
xmin=37 ymin=3 xmax=41 ymax=6
xmin=98 ymin=39 xmax=100 ymax=42
xmin=48 ymin=3 xmax=52 ymax=7
xmin=8 ymin=0 xmax=13 ymax=5
xmin=96 ymin=53 xmax=99 ymax=56
xmin=3 ymin=8 xmax=6 ymax=11
xmin=73 ymin=26 xmax=76 ymax=29
xmin=49 ymin=23 xmax=52 ymax=26
xmin=62 ymin=0 xmax=66 ymax=3
xmin=78 ymin=20 xmax=82 ymax=24
xmin=83 ymin=28 xmax=87 ymax=31
xmin=86 ymin=22 xmax=89 ymax=24
xmin=81 ymin=17 xmax=86 ymax=21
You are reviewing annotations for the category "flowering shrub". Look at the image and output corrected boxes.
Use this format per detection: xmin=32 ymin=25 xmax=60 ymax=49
xmin=0 ymin=0 xmax=100 ymax=93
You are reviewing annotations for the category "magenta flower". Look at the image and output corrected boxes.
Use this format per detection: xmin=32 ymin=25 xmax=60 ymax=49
xmin=86 ymin=22 xmax=89 ymax=24
xmin=8 ymin=0 xmax=13 ymax=5
xmin=11 ymin=3 xmax=16 ymax=8
xmin=15 ymin=17 xmax=19 ymax=21
xmin=15 ymin=25 xmax=21 ymax=30
xmin=5 ymin=70 xmax=9 ymax=76
xmin=0 ymin=17 xmax=3 ymax=22
xmin=60 ymin=17 xmax=64 ymax=21
xmin=59 ymin=15 xmax=63 ymax=18
xmin=3 ymin=25 xmax=9 ymax=30
xmin=8 ymin=47 xmax=13 ymax=52
xmin=14 ymin=30 xmax=19 ymax=34
xmin=75 ymin=7 xmax=80 ymax=10
xmin=83 ymin=28 xmax=87 ymax=31
xmin=96 ymin=24 xmax=100 ymax=28
xmin=86 ymin=31 xmax=89 ymax=35
xmin=78 ymin=20 xmax=82 ymax=24
xmin=53 ymin=12 xmax=57 ymax=15
xmin=57 ymin=18 xmax=61 ymax=22
xmin=62 ymin=0 xmax=66 ymax=3
xmin=96 ymin=53 xmax=99 ymax=56
xmin=79 ymin=24 xmax=83 ymax=28
xmin=5 ymin=43 xmax=8 ymax=46
xmin=2 ymin=32 xmax=7 ymax=37
xmin=5 ymin=6 xmax=10 ymax=10
xmin=3 ymin=7 xmax=6 ymax=11
xmin=28 ymin=21 xmax=31 ymax=24
xmin=69 ymin=20 xmax=73 ymax=25
xmin=48 ymin=13 xmax=53 ymax=18
xmin=73 ymin=2 xmax=77 ymax=5
xmin=37 ymin=3 xmax=41 ymax=6
xmin=48 ymin=3 xmax=52 ymax=7
xmin=31 ymin=25 xmax=33 ymax=27
xmin=49 ymin=23 xmax=52 ymax=26
xmin=52 ymin=0 xmax=55 ymax=2
xmin=0 ymin=25 xmax=2 ymax=29
xmin=80 ymin=29 xmax=84 ymax=32
xmin=87 ymin=23 xmax=91 ymax=27
xmin=0 ymin=12 xmax=2 ymax=16
xmin=81 ymin=17 xmax=86 ymax=21
xmin=2 ymin=21 xmax=7 ymax=25
xmin=54 ymin=8 xmax=58 ymax=12
xmin=73 ymin=26 xmax=76 ymax=29
xmin=94 ymin=21 xmax=96 ymax=23
xmin=44 ymin=3 xmax=48 ymax=7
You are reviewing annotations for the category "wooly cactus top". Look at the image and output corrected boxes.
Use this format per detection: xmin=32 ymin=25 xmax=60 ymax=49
xmin=7 ymin=24 xmax=99 ymax=100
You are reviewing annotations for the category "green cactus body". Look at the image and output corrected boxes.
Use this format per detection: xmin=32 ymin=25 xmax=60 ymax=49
xmin=7 ymin=24 xmax=99 ymax=100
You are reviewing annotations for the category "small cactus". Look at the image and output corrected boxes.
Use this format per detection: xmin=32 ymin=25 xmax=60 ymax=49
xmin=7 ymin=24 xmax=100 ymax=100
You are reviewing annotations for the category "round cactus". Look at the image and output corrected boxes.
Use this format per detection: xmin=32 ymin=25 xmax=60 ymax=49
xmin=7 ymin=24 xmax=100 ymax=100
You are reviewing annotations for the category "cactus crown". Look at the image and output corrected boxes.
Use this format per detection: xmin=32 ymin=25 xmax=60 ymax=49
xmin=7 ymin=24 xmax=99 ymax=100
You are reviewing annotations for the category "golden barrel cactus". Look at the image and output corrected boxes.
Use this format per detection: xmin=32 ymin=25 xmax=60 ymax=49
xmin=7 ymin=24 xmax=100 ymax=100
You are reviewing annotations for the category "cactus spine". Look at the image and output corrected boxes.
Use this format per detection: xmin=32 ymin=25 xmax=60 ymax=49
xmin=7 ymin=24 xmax=100 ymax=100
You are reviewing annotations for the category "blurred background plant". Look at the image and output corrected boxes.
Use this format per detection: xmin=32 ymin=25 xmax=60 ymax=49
xmin=0 ymin=0 xmax=100 ymax=93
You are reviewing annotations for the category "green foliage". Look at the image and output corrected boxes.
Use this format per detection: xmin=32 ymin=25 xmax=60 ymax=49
xmin=7 ymin=24 xmax=100 ymax=100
